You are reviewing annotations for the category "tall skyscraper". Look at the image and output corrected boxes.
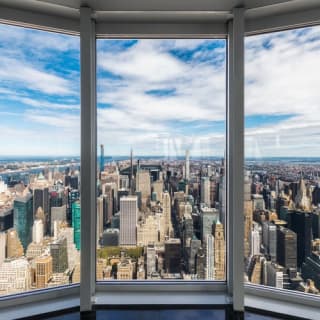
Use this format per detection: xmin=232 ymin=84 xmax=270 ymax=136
xmin=68 ymin=189 xmax=79 ymax=223
xmin=201 ymin=177 xmax=210 ymax=206
xmin=146 ymin=243 xmax=156 ymax=278
xmin=32 ymin=174 xmax=49 ymax=231
xmin=14 ymin=192 xmax=33 ymax=250
xmin=185 ymin=149 xmax=190 ymax=181
xmin=100 ymin=144 xmax=105 ymax=174
xmin=50 ymin=236 xmax=68 ymax=273
xmin=200 ymin=207 xmax=219 ymax=241
xmin=136 ymin=170 xmax=151 ymax=205
xmin=72 ymin=201 xmax=81 ymax=250
xmin=262 ymin=221 xmax=277 ymax=262
xmin=213 ymin=221 xmax=225 ymax=280
xmin=50 ymin=205 xmax=67 ymax=235
xmin=206 ymin=234 xmax=215 ymax=280
xmin=119 ymin=196 xmax=138 ymax=246
xmin=162 ymin=191 xmax=173 ymax=237
xmin=165 ymin=238 xmax=181 ymax=273
xmin=251 ymin=229 xmax=261 ymax=256
xmin=277 ymin=227 xmax=297 ymax=269
xmin=290 ymin=211 xmax=312 ymax=267
xmin=32 ymin=219 xmax=44 ymax=244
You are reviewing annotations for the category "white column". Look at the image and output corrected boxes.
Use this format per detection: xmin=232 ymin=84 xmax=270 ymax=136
xmin=227 ymin=7 xmax=245 ymax=313
xmin=80 ymin=6 xmax=96 ymax=312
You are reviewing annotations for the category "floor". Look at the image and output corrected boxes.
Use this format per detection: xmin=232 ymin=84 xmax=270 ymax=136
xmin=36 ymin=310 xmax=294 ymax=320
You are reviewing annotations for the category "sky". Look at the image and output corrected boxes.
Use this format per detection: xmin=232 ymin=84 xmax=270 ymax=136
xmin=0 ymin=23 xmax=320 ymax=157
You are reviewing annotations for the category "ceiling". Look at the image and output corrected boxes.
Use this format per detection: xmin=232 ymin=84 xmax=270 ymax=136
xmin=0 ymin=0 xmax=319 ymax=23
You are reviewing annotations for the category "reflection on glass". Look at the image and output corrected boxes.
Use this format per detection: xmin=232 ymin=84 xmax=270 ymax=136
xmin=96 ymin=39 xmax=226 ymax=280
xmin=0 ymin=24 xmax=80 ymax=295
xmin=245 ymin=26 xmax=320 ymax=295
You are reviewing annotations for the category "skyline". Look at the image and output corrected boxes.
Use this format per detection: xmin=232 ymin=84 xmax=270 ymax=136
xmin=0 ymin=24 xmax=320 ymax=156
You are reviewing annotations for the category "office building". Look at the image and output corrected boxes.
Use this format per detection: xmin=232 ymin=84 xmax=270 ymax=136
xmin=213 ymin=221 xmax=225 ymax=280
xmin=201 ymin=207 xmax=219 ymax=242
xmin=165 ymin=238 xmax=181 ymax=274
xmin=119 ymin=196 xmax=138 ymax=246
xmin=146 ymin=243 xmax=156 ymax=278
xmin=100 ymin=228 xmax=119 ymax=246
xmin=0 ymin=207 xmax=13 ymax=232
xmin=32 ymin=219 xmax=44 ymax=244
xmin=14 ymin=193 xmax=33 ymax=250
xmin=50 ymin=236 xmax=68 ymax=273
xmin=206 ymin=234 xmax=215 ymax=280
xmin=136 ymin=169 xmax=151 ymax=205
xmin=200 ymin=177 xmax=210 ymax=207
xmin=277 ymin=227 xmax=297 ymax=269
xmin=72 ymin=201 xmax=81 ymax=250
xmin=35 ymin=255 xmax=53 ymax=289
xmin=290 ymin=211 xmax=312 ymax=267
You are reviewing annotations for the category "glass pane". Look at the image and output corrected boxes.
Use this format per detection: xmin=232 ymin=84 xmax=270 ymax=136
xmin=96 ymin=39 xmax=226 ymax=281
xmin=0 ymin=24 xmax=80 ymax=295
xmin=245 ymin=26 xmax=320 ymax=295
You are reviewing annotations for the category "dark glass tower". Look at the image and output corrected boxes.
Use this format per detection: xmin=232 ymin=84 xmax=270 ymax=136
xmin=277 ymin=226 xmax=297 ymax=269
xmin=290 ymin=211 xmax=312 ymax=268
xmin=13 ymin=193 xmax=33 ymax=250
xmin=72 ymin=201 xmax=81 ymax=250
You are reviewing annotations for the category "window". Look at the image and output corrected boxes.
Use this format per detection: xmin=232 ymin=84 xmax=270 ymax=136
xmin=0 ymin=24 xmax=80 ymax=295
xmin=245 ymin=25 xmax=320 ymax=295
xmin=96 ymin=39 xmax=227 ymax=281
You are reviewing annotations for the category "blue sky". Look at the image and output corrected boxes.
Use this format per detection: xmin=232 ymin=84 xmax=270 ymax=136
xmin=0 ymin=24 xmax=320 ymax=157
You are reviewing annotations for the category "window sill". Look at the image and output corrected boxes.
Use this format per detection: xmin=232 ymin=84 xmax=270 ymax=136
xmin=245 ymin=284 xmax=320 ymax=320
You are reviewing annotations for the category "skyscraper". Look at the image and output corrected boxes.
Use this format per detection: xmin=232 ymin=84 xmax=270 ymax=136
xmin=185 ymin=149 xmax=190 ymax=181
xmin=100 ymin=144 xmax=105 ymax=174
xmin=50 ymin=236 xmax=68 ymax=273
xmin=165 ymin=238 xmax=181 ymax=273
xmin=162 ymin=191 xmax=173 ymax=237
xmin=206 ymin=234 xmax=215 ymax=280
xmin=277 ymin=227 xmax=297 ymax=270
xmin=35 ymin=255 xmax=52 ymax=289
xmin=136 ymin=170 xmax=151 ymax=205
xmin=251 ymin=229 xmax=261 ymax=256
xmin=14 ymin=192 xmax=33 ymax=250
xmin=32 ymin=219 xmax=44 ymax=244
xmin=262 ymin=221 xmax=277 ymax=262
xmin=72 ymin=201 xmax=81 ymax=250
xmin=119 ymin=196 xmax=138 ymax=246
xmin=213 ymin=221 xmax=225 ymax=280
xmin=201 ymin=177 xmax=210 ymax=207
xmin=290 ymin=210 xmax=312 ymax=267
xmin=200 ymin=207 xmax=219 ymax=241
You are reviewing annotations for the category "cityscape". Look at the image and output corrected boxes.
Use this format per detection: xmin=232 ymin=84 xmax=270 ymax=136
xmin=0 ymin=150 xmax=319 ymax=295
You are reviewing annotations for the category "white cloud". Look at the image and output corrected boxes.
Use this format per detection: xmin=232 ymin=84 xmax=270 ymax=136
xmin=0 ymin=57 xmax=74 ymax=95
xmin=245 ymin=26 xmax=320 ymax=157
xmin=97 ymin=39 xmax=226 ymax=155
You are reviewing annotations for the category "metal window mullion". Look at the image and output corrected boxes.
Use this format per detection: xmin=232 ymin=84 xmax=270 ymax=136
xmin=80 ymin=6 xmax=96 ymax=312
xmin=227 ymin=7 xmax=245 ymax=312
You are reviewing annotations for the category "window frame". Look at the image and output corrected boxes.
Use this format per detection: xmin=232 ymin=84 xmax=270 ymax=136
xmin=0 ymin=3 xmax=319 ymax=319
